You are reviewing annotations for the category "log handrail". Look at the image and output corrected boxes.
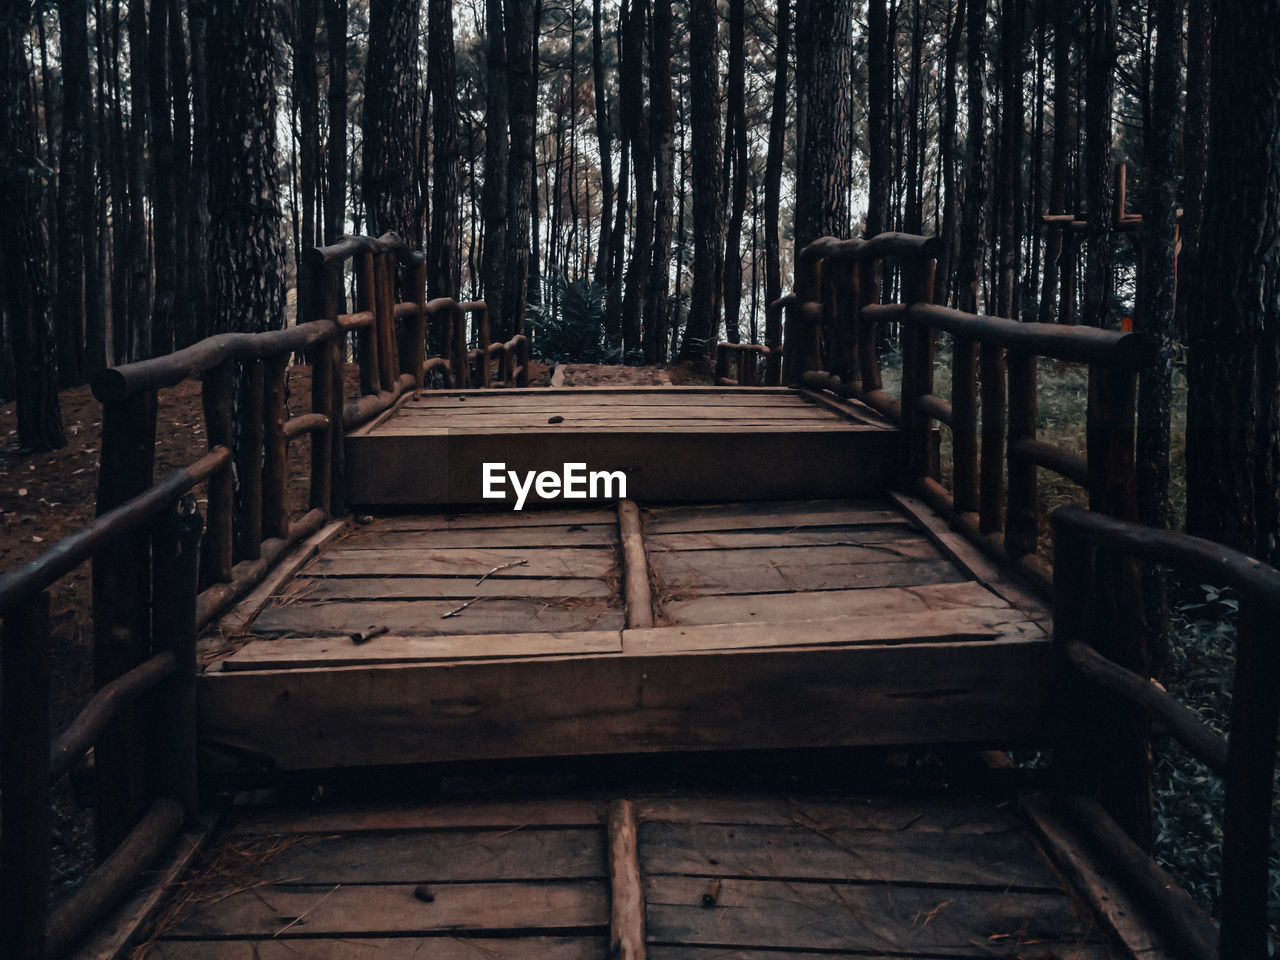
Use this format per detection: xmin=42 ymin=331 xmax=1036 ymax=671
xmin=0 ymin=229 xmax=507 ymax=960
xmin=1053 ymin=507 xmax=1280 ymax=960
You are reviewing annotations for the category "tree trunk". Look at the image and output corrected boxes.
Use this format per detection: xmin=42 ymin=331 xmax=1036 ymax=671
xmin=1038 ymin=0 xmax=1074 ymax=322
xmin=866 ymin=0 xmax=891 ymax=237
xmin=294 ymin=0 xmax=320 ymax=319
xmin=188 ymin=0 xmax=213 ymax=341
xmin=721 ymin=0 xmax=748 ymax=345
xmin=323 ymin=0 xmax=347 ymax=244
xmin=207 ymin=0 xmax=285 ymax=334
xmin=429 ymin=0 xmax=462 ymax=298
xmin=168 ymin=0 xmax=192 ymax=347
xmin=504 ymin=0 xmax=537 ymax=335
xmin=1175 ymin=0 xmax=1209 ymax=336
xmin=955 ymin=0 xmax=987 ymax=313
xmin=935 ymin=0 xmax=962 ymax=305
xmin=148 ymin=0 xmax=178 ymax=356
xmin=1185 ymin=0 xmax=1280 ymax=568
xmin=1082 ymin=0 xmax=1115 ymax=328
xmin=995 ymin=0 xmax=1025 ymax=319
xmin=362 ymin=0 xmax=421 ymax=239
xmin=764 ymin=0 xmax=788 ymax=311
xmin=127 ymin=0 xmax=151 ymax=358
xmin=644 ymin=0 xmax=675 ymax=364
xmin=56 ymin=0 xmax=93 ymax=384
xmin=619 ymin=0 xmax=651 ymax=360
xmin=676 ymin=0 xmax=720 ymax=364
xmin=1 ymin=0 xmax=66 ymax=449
xmin=482 ymin=0 xmax=509 ymax=323
xmin=591 ymin=0 xmax=613 ymax=290
xmin=793 ymin=0 xmax=853 ymax=251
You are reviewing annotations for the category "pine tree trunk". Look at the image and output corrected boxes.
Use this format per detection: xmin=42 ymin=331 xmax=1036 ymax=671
xmin=127 ymin=0 xmax=151 ymax=358
xmin=676 ymin=0 xmax=720 ymax=364
xmin=619 ymin=0 xmax=651 ymax=361
xmin=1038 ymin=0 xmax=1073 ymax=322
xmin=866 ymin=0 xmax=891 ymax=237
xmin=935 ymin=0 xmax=962 ymax=304
xmin=955 ymin=0 xmax=988 ymax=313
xmin=1082 ymin=0 xmax=1115 ymax=328
xmin=1175 ymin=0 xmax=1209 ymax=336
xmin=995 ymin=0 xmax=1025 ymax=319
xmin=323 ymin=0 xmax=347 ymax=244
xmin=168 ymin=0 xmax=192 ymax=346
xmin=482 ymin=0 xmax=509 ymax=326
xmin=764 ymin=0 xmax=788 ymax=311
xmin=362 ymin=0 xmax=421 ymax=239
xmin=207 ymin=0 xmax=285 ymax=334
xmin=1185 ymin=0 xmax=1280 ymax=568
xmin=56 ymin=0 xmax=93 ymax=384
xmin=644 ymin=0 xmax=675 ymax=364
xmin=591 ymin=0 xmax=613 ymax=290
xmin=504 ymin=0 xmax=537 ymax=335
xmin=429 ymin=0 xmax=462 ymax=298
xmin=294 ymin=0 xmax=320 ymax=317
xmin=148 ymin=0 xmax=178 ymax=356
xmin=2 ymin=0 xmax=66 ymax=449
xmin=188 ymin=0 xmax=212 ymax=341
xmin=721 ymin=0 xmax=748 ymax=345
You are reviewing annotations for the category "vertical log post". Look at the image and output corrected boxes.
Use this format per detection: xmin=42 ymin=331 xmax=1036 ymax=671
xmin=899 ymin=256 xmax=937 ymax=485
xmin=764 ymin=297 xmax=784 ymax=386
xmin=978 ymin=342 xmax=1006 ymax=535
xmin=951 ymin=336 xmax=980 ymax=519
xmin=149 ymin=498 xmax=202 ymax=818
xmin=305 ymin=251 xmax=335 ymax=516
xmin=1049 ymin=515 xmax=1100 ymax=788
xmin=1219 ymin=601 xmax=1280 ymax=960
xmin=454 ymin=305 xmax=472 ymax=389
xmin=354 ymin=249 xmax=380 ymax=396
xmin=784 ymin=254 xmax=821 ymax=385
xmin=262 ymin=355 xmax=290 ymax=540
xmin=1004 ymin=351 xmax=1039 ymax=559
xmin=232 ymin=360 xmax=264 ymax=562
xmin=374 ymin=250 xmax=399 ymax=390
xmin=1 ymin=591 xmax=52 ymax=960
xmin=408 ymin=258 xmax=428 ymax=387
xmin=477 ymin=303 xmax=492 ymax=387
xmin=836 ymin=261 xmax=861 ymax=391
xmin=201 ymin=361 xmax=235 ymax=585
xmin=1060 ymin=230 xmax=1078 ymax=326
xmin=92 ymin=391 xmax=156 ymax=857
xmin=515 ymin=334 xmax=531 ymax=388
xmin=714 ymin=344 xmax=729 ymax=383
xmin=857 ymin=259 xmax=884 ymax=395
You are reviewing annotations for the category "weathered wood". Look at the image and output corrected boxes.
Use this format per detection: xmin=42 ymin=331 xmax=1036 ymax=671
xmin=644 ymin=875 xmax=1095 ymax=955
xmin=353 ymin=249 xmax=380 ymax=396
xmin=280 ymin=575 xmax=614 ymax=602
xmin=1 ymin=592 xmax=51 ymax=960
xmin=618 ymin=501 xmax=654 ymax=628
xmin=345 ymin=430 xmax=899 ymax=506
xmin=663 ymin=581 xmax=1008 ymax=626
xmin=250 ymin=598 xmax=623 ymax=638
xmin=624 ymin=609 xmax=1041 ymax=654
xmin=232 ymin=360 xmax=265 ymax=562
xmin=644 ymin=500 xmax=899 ymax=532
xmin=951 ymin=337 xmax=980 ymax=515
xmin=261 ymin=355 xmax=289 ymax=540
xmin=1010 ymin=437 xmax=1089 ymax=487
xmin=978 ymin=341 xmax=1005 ymax=535
xmin=161 ymin=879 xmax=609 ymax=939
xmin=233 ymin=799 xmax=603 ymax=836
xmin=44 ymin=799 xmax=184 ymax=960
xmin=1004 ymin=350 xmax=1038 ymax=559
xmin=360 ymin=508 xmax=620 ymax=532
xmin=201 ymin=361 xmax=235 ymax=584
xmin=344 ymin=524 xmax=618 ymax=549
xmin=199 ymin=637 xmax=1052 ymax=769
xmin=639 ymin=819 xmax=1063 ymax=890
xmin=646 ymin=523 xmax=917 ymax=550
xmin=607 ymin=800 xmax=647 ymax=960
xmin=142 ymin=938 xmax=606 ymax=959
xmin=308 ymin=545 xmax=618 ymax=580
xmin=221 ymin=630 xmax=623 ymax=670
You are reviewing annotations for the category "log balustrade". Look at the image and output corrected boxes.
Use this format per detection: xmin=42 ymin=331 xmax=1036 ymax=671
xmin=0 ymin=231 xmax=524 ymax=960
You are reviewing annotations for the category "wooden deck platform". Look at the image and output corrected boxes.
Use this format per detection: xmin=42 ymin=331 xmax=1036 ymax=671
xmin=344 ymin=387 xmax=898 ymax=505
xmin=131 ymin=788 xmax=1131 ymax=959
xmin=199 ymin=495 xmax=1053 ymax=772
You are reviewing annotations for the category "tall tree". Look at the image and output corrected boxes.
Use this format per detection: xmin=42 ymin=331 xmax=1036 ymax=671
xmin=429 ymin=0 xmax=462 ymax=297
xmin=955 ymin=0 xmax=988 ymax=312
xmin=56 ymin=0 xmax=94 ymax=383
xmin=763 ymin=0 xmax=789 ymax=311
xmin=994 ymin=0 xmax=1026 ymax=319
xmin=294 ymin=0 xmax=321 ymax=315
xmin=644 ymin=0 xmax=675 ymax=363
xmin=1038 ymin=0 xmax=1075 ymax=322
xmin=865 ymin=0 xmax=891 ymax=237
xmin=792 ymin=0 xmax=853 ymax=251
xmin=721 ymin=0 xmax=748 ymax=344
xmin=1082 ymin=0 xmax=1116 ymax=328
xmin=126 ymin=0 xmax=151 ymax=358
xmin=323 ymin=0 xmax=347 ymax=243
xmin=1185 ymin=0 xmax=1280 ymax=568
xmin=503 ymin=0 xmax=537 ymax=336
xmin=676 ymin=0 xmax=720 ymax=363
xmin=590 ymin=0 xmax=613 ymax=290
xmin=619 ymin=0 xmax=651 ymax=359
xmin=206 ymin=0 xmax=285 ymax=334
xmin=148 ymin=0 xmax=178 ymax=355
xmin=934 ymin=0 xmax=963 ymax=304
xmin=482 ymin=0 xmax=509 ymax=310
xmin=1 ymin=0 xmax=66 ymax=449
xmin=1175 ymin=0 xmax=1210 ymax=335
xmin=362 ymin=0 xmax=421 ymax=239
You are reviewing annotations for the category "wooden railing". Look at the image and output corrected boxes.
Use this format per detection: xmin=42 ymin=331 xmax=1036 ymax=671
xmin=1053 ymin=508 xmax=1280 ymax=960
xmin=744 ymin=230 xmax=1152 ymax=592
xmin=0 ymin=231 xmax=522 ymax=959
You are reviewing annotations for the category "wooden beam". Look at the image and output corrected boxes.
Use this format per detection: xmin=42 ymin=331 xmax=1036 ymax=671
xmin=618 ymin=501 xmax=654 ymax=628
xmin=607 ymin=800 xmax=647 ymax=960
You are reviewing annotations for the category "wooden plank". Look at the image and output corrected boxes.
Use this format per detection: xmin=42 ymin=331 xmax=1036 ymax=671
xmin=644 ymin=876 xmax=1096 ymax=956
xmin=201 ymin=827 xmax=605 ymax=884
xmin=142 ymin=937 xmax=607 ymax=960
xmin=663 ymin=581 xmax=1008 ymax=626
xmin=199 ymin=637 xmax=1053 ymax=769
xmin=248 ymin=599 xmax=624 ymax=638
xmin=608 ymin=800 xmax=647 ymax=960
xmin=161 ymin=879 xmax=608 ymax=938
xmin=632 ymin=795 xmax=1022 ymax=835
xmin=221 ymin=630 xmax=623 ymax=670
xmin=353 ymin=509 xmax=621 ymax=531
xmin=389 ymin=407 xmax=840 ymax=420
xmin=372 ymin=423 xmax=872 ymax=436
xmin=650 ymin=554 xmax=966 ymax=595
xmin=345 ymin=430 xmax=899 ymax=506
xmin=618 ymin=500 xmax=654 ymax=628
xmin=343 ymin=525 xmax=619 ymax=548
xmin=277 ymin=575 xmax=614 ymax=601
xmin=645 ymin=947 xmax=1112 ymax=960
xmin=638 ymin=820 xmax=1064 ymax=890
xmin=307 ymin=546 xmax=618 ymax=579
xmin=234 ymin=800 xmax=603 ymax=836
xmin=216 ymin=521 xmax=347 ymax=636
xmin=623 ymin=610 xmax=1042 ymax=655
xmin=646 ymin=523 xmax=918 ymax=550
xmin=644 ymin=501 xmax=902 ymax=533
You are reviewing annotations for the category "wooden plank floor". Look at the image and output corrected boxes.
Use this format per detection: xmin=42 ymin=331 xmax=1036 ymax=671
xmin=132 ymin=790 xmax=1119 ymax=959
xmin=344 ymin=387 xmax=899 ymax=504
xmin=200 ymin=497 xmax=1054 ymax=769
